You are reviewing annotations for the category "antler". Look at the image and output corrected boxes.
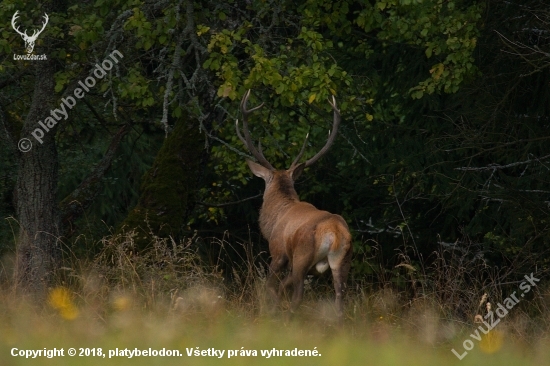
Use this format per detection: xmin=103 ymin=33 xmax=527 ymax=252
xmin=291 ymin=95 xmax=341 ymax=168
xmin=11 ymin=11 xmax=26 ymax=38
xmin=236 ymin=90 xmax=275 ymax=170
xmin=31 ymin=13 xmax=49 ymax=40
xmin=289 ymin=133 xmax=309 ymax=169
xmin=11 ymin=12 xmax=48 ymax=40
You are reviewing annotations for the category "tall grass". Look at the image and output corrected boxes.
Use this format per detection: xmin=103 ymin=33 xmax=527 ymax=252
xmin=1 ymin=231 xmax=550 ymax=365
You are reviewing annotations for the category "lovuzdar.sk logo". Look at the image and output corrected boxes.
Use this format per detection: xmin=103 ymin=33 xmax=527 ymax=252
xmin=11 ymin=10 xmax=48 ymax=61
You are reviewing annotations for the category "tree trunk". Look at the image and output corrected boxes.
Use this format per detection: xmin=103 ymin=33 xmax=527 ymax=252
xmin=119 ymin=117 xmax=204 ymax=249
xmin=14 ymin=57 xmax=59 ymax=293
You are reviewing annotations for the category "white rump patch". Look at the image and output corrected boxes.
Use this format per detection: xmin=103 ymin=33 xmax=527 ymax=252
xmin=318 ymin=233 xmax=333 ymax=258
xmin=312 ymin=233 xmax=334 ymax=274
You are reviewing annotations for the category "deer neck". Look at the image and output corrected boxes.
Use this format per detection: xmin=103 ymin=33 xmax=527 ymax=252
xmin=258 ymin=177 xmax=299 ymax=240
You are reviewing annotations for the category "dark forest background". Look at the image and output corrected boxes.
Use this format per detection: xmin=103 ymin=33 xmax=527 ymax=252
xmin=0 ymin=0 xmax=549 ymax=294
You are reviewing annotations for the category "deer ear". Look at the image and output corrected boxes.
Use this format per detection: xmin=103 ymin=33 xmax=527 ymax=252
xmin=290 ymin=162 xmax=306 ymax=181
xmin=247 ymin=159 xmax=272 ymax=180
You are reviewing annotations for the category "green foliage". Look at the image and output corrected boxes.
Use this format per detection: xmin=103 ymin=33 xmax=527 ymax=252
xmin=201 ymin=0 xmax=482 ymax=186
xmin=1 ymin=0 xmax=549 ymax=281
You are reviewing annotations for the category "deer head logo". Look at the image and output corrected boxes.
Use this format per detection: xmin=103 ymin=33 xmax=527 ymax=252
xmin=11 ymin=11 xmax=49 ymax=54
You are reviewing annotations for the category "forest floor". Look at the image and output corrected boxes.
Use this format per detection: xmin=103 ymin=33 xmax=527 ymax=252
xmin=1 ymin=232 xmax=549 ymax=366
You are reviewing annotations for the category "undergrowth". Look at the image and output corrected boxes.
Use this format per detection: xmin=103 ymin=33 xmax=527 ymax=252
xmin=1 ymin=231 xmax=550 ymax=365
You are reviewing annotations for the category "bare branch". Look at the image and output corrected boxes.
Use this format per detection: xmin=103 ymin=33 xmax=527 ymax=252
xmin=0 ymin=69 xmax=31 ymax=90
xmin=105 ymin=9 xmax=134 ymax=53
xmin=59 ymin=124 xmax=130 ymax=236
xmin=456 ymin=153 xmax=550 ymax=171
xmin=196 ymin=193 xmax=262 ymax=208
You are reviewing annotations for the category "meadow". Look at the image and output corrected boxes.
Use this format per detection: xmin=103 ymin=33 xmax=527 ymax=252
xmin=1 ymin=232 xmax=549 ymax=366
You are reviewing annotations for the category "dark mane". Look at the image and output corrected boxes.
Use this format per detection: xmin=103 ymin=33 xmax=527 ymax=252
xmin=275 ymin=176 xmax=296 ymax=198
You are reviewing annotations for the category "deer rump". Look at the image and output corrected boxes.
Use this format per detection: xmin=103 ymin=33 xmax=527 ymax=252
xmin=270 ymin=205 xmax=350 ymax=276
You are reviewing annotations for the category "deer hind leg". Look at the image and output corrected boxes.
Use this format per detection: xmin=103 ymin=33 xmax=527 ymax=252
xmin=328 ymin=245 xmax=352 ymax=323
xmin=278 ymin=272 xmax=293 ymax=300
xmin=286 ymin=254 xmax=313 ymax=315
xmin=266 ymin=255 xmax=288 ymax=310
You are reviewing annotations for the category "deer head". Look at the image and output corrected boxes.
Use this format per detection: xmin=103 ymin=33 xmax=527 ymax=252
xmin=12 ymin=11 xmax=49 ymax=54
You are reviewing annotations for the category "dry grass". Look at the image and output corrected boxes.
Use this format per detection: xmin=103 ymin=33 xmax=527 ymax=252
xmin=1 ymin=231 xmax=550 ymax=365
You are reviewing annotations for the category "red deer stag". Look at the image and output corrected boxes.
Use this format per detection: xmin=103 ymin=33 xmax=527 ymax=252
xmin=236 ymin=90 xmax=352 ymax=321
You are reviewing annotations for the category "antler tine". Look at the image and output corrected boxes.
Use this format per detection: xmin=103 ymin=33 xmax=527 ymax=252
xmin=290 ymin=133 xmax=309 ymax=168
xmin=258 ymin=140 xmax=265 ymax=157
xmin=37 ymin=13 xmax=49 ymax=35
xmin=29 ymin=13 xmax=48 ymax=38
xmin=236 ymin=90 xmax=274 ymax=170
xmin=304 ymin=95 xmax=341 ymax=168
xmin=235 ymin=120 xmax=247 ymax=146
xmin=240 ymin=89 xmax=265 ymax=114
xmin=11 ymin=11 xmax=26 ymax=37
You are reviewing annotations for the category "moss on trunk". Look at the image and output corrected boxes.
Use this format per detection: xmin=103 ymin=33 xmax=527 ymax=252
xmin=120 ymin=118 xmax=204 ymax=248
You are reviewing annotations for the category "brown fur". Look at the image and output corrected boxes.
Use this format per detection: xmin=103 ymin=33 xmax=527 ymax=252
xmin=247 ymin=162 xmax=352 ymax=322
